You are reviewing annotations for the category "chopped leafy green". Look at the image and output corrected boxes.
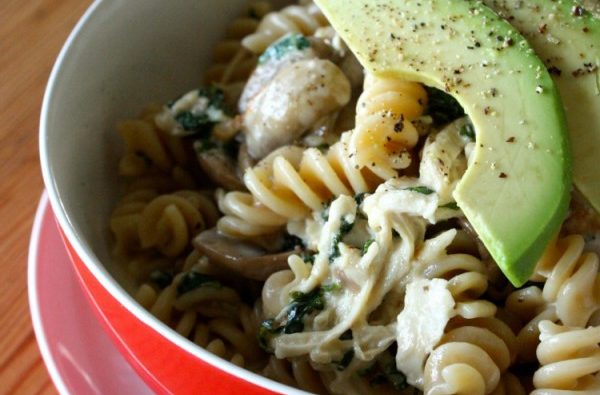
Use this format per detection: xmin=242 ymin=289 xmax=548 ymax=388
xmin=354 ymin=192 xmax=367 ymax=206
xmin=334 ymin=349 xmax=355 ymax=371
xmin=378 ymin=352 xmax=408 ymax=390
xmin=321 ymin=201 xmax=331 ymax=221
xmin=316 ymin=143 xmax=330 ymax=152
xmin=259 ymin=33 xmax=311 ymax=64
xmin=362 ymin=239 xmax=375 ymax=255
xmin=282 ymin=234 xmax=304 ymax=251
xmin=440 ymin=201 xmax=460 ymax=210
xmin=405 ymin=186 xmax=435 ymax=195
xmin=301 ymin=250 xmax=316 ymax=264
xmin=424 ymin=86 xmax=465 ymax=125
xmin=149 ymin=270 xmax=173 ymax=289
xmin=283 ymin=288 xmax=325 ymax=334
xmin=329 ymin=219 xmax=355 ymax=261
xmin=460 ymin=122 xmax=476 ymax=141
xmin=322 ymin=282 xmax=342 ymax=293
xmin=176 ymin=272 xmax=221 ymax=295
xmin=258 ymin=319 xmax=282 ymax=351
xmin=194 ymin=136 xmax=240 ymax=159
xmin=170 ymin=86 xmax=228 ymax=136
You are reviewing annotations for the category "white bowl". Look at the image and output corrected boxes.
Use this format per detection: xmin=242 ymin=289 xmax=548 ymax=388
xmin=40 ymin=0 xmax=304 ymax=393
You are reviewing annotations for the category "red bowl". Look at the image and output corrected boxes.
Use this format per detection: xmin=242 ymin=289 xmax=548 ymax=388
xmin=39 ymin=1 xmax=302 ymax=393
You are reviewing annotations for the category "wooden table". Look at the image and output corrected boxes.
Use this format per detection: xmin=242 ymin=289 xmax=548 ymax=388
xmin=0 ymin=1 xmax=91 ymax=394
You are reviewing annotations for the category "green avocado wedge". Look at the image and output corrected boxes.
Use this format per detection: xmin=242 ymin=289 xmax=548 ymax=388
xmin=314 ymin=0 xmax=572 ymax=286
xmin=483 ymin=0 xmax=600 ymax=213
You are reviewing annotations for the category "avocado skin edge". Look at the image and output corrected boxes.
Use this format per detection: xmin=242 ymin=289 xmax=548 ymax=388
xmin=314 ymin=0 xmax=572 ymax=286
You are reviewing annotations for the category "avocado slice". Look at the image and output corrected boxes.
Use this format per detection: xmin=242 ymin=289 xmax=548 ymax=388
xmin=483 ymin=0 xmax=600 ymax=213
xmin=314 ymin=0 xmax=571 ymax=286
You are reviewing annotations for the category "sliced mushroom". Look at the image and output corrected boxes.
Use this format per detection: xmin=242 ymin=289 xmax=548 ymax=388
xmin=196 ymin=147 xmax=245 ymax=191
xmin=238 ymin=36 xmax=337 ymax=114
xmin=244 ymin=58 xmax=351 ymax=159
xmin=193 ymin=229 xmax=292 ymax=281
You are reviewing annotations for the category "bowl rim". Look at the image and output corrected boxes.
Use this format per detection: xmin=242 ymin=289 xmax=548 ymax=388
xmin=39 ymin=1 xmax=309 ymax=394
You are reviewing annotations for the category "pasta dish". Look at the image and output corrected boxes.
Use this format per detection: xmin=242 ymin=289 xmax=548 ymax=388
xmin=107 ymin=1 xmax=600 ymax=393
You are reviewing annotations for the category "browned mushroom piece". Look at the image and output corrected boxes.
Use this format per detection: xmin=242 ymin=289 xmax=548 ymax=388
xmin=196 ymin=148 xmax=246 ymax=191
xmin=193 ymin=228 xmax=292 ymax=281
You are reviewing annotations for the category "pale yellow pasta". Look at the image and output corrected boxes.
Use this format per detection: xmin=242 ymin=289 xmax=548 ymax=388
xmin=105 ymin=1 xmax=600 ymax=394
xmin=262 ymin=356 xmax=329 ymax=394
xmin=217 ymin=131 xmax=382 ymax=238
xmin=422 ymin=250 xmax=497 ymax=320
xmin=424 ymin=316 xmax=518 ymax=395
xmin=135 ymin=270 xmax=264 ymax=368
xmin=111 ymin=190 xmax=218 ymax=258
xmin=349 ymin=74 xmax=428 ymax=180
xmin=204 ymin=1 xmax=272 ymax=86
xmin=503 ymin=286 xmax=558 ymax=363
xmin=532 ymin=320 xmax=600 ymax=394
xmin=504 ymin=234 xmax=600 ymax=364
xmin=117 ymin=107 xmax=191 ymax=176
xmin=241 ymin=1 xmax=328 ymax=54
xmin=533 ymin=234 xmax=600 ymax=327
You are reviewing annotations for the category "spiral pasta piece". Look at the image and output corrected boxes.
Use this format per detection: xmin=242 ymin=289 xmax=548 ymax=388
xmin=217 ymin=131 xmax=381 ymax=237
xmin=533 ymin=234 xmax=600 ymax=327
xmin=135 ymin=270 xmax=264 ymax=368
xmin=241 ymin=1 xmax=328 ymax=55
xmin=424 ymin=316 xmax=518 ymax=395
xmin=423 ymin=251 xmax=497 ymax=319
xmin=204 ymin=1 xmax=272 ymax=85
xmin=111 ymin=190 xmax=218 ymax=257
xmin=503 ymin=234 xmax=600 ymax=364
xmin=503 ymin=285 xmax=558 ymax=363
xmin=349 ymin=74 xmax=428 ymax=180
xmin=262 ymin=356 xmax=329 ymax=394
xmin=532 ymin=320 xmax=600 ymax=394
xmin=117 ymin=106 xmax=191 ymax=176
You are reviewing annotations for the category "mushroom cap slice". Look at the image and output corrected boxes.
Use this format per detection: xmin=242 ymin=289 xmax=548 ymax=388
xmin=193 ymin=228 xmax=292 ymax=281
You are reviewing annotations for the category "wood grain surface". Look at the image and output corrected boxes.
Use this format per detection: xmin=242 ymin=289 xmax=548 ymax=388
xmin=0 ymin=1 xmax=91 ymax=394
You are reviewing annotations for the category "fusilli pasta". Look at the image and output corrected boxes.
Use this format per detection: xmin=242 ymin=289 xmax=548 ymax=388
xmin=241 ymin=1 xmax=328 ymax=54
xmin=349 ymin=74 xmax=428 ymax=180
xmin=532 ymin=320 xmax=600 ymax=394
xmin=424 ymin=316 xmax=518 ymax=395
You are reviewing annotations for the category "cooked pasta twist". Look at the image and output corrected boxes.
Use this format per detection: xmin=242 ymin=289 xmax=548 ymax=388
xmin=532 ymin=320 xmax=600 ymax=394
xmin=349 ymin=74 xmax=428 ymax=180
xmin=533 ymin=234 xmax=600 ymax=327
xmin=204 ymin=1 xmax=272 ymax=86
xmin=110 ymin=190 xmax=219 ymax=257
xmin=135 ymin=269 xmax=264 ymax=368
xmin=217 ymin=131 xmax=381 ymax=238
xmin=117 ymin=106 xmax=192 ymax=176
xmin=241 ymin=1 xmax=328 ymax=55
xmin=424 ymin=316 xmax=518 ymax=395
xmin=423 ymin=251 xmax=497 ymax=320
xmin=503 ymin=285 xmax=557 ymax=363
xmin=262 ymin=356 xmax=329 ymax=394
xmin=504 ymin=234 xmax=600 ymax=363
